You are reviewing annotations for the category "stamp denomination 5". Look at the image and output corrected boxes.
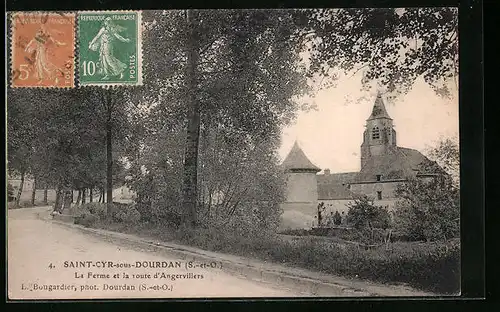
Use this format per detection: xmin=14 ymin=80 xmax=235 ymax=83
xmin=10 ymin=12 xmax=76 ymax=88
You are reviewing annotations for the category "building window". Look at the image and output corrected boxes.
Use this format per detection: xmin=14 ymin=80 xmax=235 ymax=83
xmin=376 ymin=175 xmax=381 ymax=181
xmin=372 ymin=126 xmax=380 ymax=139
xmin=377 ymin=191 xmax=382 ymax=200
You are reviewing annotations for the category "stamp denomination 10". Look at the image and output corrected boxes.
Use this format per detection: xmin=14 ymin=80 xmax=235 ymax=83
xmin=77 ymin=11 xmax=142 ymax=86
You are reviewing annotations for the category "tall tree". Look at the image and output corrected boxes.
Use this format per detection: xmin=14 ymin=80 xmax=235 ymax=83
xmin=138 ymin=10 xmax=310 ymax=227
xmin=394 ymin=137 xmax=460 ymax=242
xmin=105 ymin=89 xmax=114 ymax=209
xmin=182 ymin=9 xmax=201 ymax=226
xmin=7 ymin=86 xmax=131 ymax=211
xmin=7 ymin=89 xmax=38 ymax=207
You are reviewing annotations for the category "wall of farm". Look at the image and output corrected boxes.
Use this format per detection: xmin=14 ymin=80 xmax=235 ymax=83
xmin=279 ymin=202 xmax=317 ymax=231
xmin=349 ymin=181 xmax=403 ymax=200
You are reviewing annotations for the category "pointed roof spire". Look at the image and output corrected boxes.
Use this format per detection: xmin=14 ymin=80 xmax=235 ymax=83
xmin=282 ymin=141 xmax=321 ymax=172
xmin=367 ymin=90 xmax=392 ymax=121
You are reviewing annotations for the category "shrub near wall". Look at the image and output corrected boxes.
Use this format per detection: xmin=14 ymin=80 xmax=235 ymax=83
xmin=74 ymin=203 xmax=106 ymax=227
xmin=74 ymin=203 xmax=141 ymax=228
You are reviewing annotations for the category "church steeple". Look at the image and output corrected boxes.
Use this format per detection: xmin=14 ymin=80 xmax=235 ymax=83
xmin=360 ymin=91 xmax=397 ymax=169
xmin=367 ymin=91 xmax=392 ymax=121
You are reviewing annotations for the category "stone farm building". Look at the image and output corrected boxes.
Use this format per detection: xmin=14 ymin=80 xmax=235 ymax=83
xmin=280 ymin=92 xmax=444 ymax=230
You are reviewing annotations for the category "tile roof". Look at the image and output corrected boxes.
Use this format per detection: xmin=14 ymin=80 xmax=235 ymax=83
xmin=282 ymin=141 xmax=321 ymax=172
xmin=318 ymin=183 xmax=358 ymax=200
xmin=355 ymin=146 xmax=440 ymax=182
xmin=317 ymin=172 xmax=359 ymax=200
xmin=317 ymin=172 xmax=358 ymax=184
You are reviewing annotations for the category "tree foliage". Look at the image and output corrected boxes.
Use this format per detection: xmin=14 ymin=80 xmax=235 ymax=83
xmin=425 ymin=137 xmax=460 ymax=187
xmin=130 ymin=9 xmax=310 ymax=226
xmin=347 ymin=195 xmax=391 ymax=230
xmin=394 ymin=138 xmax=460 ymax=242
xmin=7 ymin=87 xmax=131 ymax=199
xmin=394 ymin=176 xmax=459 ymax=242
xmin=140 ymin=9 xmax=310 ymax=134
xmin=7 ymin=88 xmax=40 ymax=177
xmin=7 ymin=8 xmax=459 ymax=227
xmin=300 ymin=8 xmax=458 ymax=98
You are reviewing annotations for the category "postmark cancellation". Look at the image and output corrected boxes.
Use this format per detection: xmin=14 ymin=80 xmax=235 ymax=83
xmin=10 ymin=12 xmax=76 ymax=88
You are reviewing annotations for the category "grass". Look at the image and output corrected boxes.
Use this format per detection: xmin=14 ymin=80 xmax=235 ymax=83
xmin=74 ymin=204 xmax=460 ymax=295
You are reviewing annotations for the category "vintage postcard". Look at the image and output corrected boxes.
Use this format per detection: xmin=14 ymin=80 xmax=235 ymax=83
xmin=9 ymin=12 xmax=76 ymax=88
xmin=7 ymin=8 xmax=460 ymax=300
xmin=77 ymin=11 xmax=143 ymax=86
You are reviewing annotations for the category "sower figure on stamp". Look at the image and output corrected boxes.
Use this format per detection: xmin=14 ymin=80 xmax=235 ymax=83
xmin=89 ymin=17 xmax=131 ymax=80
xmin=25 ymin=25 xmax=67 ymax=85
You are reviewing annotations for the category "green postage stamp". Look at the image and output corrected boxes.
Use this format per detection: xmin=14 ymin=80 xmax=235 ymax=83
xmin=77 ymin=11 xmax=142 ymax=86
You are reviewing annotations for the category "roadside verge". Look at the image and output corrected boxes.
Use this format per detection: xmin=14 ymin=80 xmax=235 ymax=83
xmin=41 ymin=212 xmax=434 ymax=297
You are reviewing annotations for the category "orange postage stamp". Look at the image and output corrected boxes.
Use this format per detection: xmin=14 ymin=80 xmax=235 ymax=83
xmin=10 ymin=12 xmax=76 ymax=88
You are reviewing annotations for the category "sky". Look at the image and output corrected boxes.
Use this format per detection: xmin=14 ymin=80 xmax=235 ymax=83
xmin=278 ymin=74 xmax=459 ymax=173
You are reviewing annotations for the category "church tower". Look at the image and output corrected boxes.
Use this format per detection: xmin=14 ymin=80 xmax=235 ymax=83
xmin=360 ymin=92 xmax=397 ymax=169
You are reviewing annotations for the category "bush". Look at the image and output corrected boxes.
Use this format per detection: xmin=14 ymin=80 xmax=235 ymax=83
xmin=80 ymin=199 xmax=459 ymax=295
xmin=74 ymin=209 xmax=99 ymax=227
xmin=7 ymin=183 xmax=15 ymax=202
xmin=87 ymin=210 xmax=459 ymax=294
xmin=394 ymin=176 xmax=460 ymax=242
xmin=333 ymin=211 xmax=342 ymax=225
xmin=113 ymin=203 xmax=141 ymax=224
xmin=80 ymin=203 xmax=108 ymax=219
xmin=162 ymin=222 xmax=460 ymax=294
xmin=74 ymin=203 xmax=109 ymax=227
xmin=347 ymin=195 xmax=391 ymax=230
xmin=267 ymin=237 xmax=460 ymax=294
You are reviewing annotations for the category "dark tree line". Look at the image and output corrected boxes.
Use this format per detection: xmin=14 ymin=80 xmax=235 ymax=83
xmin=7 ymin=87 xmax=132 ymax=210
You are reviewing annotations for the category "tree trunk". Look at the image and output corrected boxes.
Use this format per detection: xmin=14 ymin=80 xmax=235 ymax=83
xmin=71 ymin=190 xmax=74 ymax=203
xmin=54 ymin=187 xmax=63 ymax=212
xmin=89 ymin=187 xmax=93 ymax=203
xmin=181 ymin=9 xmax=200 ymax=227
xmin=30 ymin=176 xmax=36 ymax=206
xmin=15 ymin=171 xmax=25 ymax=208
xmin=76 ymin=189 xmax=82 ymax=205
xmin=99 ymin=189 xmax=103 ymax=203
xmin=43 ymin=186 xmax=48 ymax=205
xmin=106 ymin=90 xmax=113 ymax=214
xmin=82 ymin=188 xmax=86 ymax=205
xmin=63 ymin=189 xmax=72 ymax=213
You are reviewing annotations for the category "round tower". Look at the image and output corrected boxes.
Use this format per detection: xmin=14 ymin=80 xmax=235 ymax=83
xmin=279 ymin=141 xmax=321 ymax=230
